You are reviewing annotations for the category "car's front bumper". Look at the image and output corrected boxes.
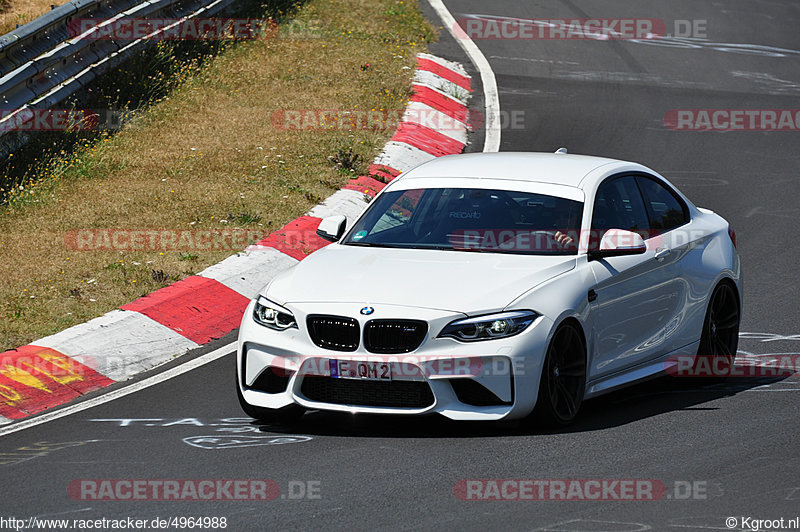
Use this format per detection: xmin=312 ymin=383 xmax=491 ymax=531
xmin=236 ymin=300 xmax=553 ymax=421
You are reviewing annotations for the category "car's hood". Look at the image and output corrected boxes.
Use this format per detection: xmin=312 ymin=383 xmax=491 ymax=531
xmin=264 ymin=245 xmax=575 ymax=314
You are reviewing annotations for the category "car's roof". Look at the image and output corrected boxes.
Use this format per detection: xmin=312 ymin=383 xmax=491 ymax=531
xmin=399 ymin=152 xmax=633 ymax=188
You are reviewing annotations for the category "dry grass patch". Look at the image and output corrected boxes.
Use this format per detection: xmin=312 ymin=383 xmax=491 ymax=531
xmin=0 ymin=0 xmax=435 ymax=350
xmin=0 ymin=0 xmax=71 ymax=36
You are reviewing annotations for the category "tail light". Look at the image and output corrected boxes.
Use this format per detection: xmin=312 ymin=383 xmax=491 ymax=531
xmin=728 ymin=226 xmax=737 ymax=248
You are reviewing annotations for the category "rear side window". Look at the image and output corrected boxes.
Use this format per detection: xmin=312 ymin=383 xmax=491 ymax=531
xmin=636 ymin=177 xmax=689 ymax=235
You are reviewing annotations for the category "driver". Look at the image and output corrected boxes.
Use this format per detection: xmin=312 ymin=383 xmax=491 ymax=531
xmin=554 ymin=231 xmax=574 ymax=247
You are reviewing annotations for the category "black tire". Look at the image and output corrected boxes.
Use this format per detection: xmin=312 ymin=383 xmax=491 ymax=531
xmin=236 ymin=375 xmax=305 ymax=424
xmin=532 ymin=321 xmax=587 ymax=426
xmin=694 ymin=281 xmax=740 ymax=379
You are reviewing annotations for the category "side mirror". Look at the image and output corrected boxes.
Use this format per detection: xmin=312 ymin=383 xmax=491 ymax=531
xmin=316 ymin=215 xmax=347 ymax=242
xmin=588 ymin=229 xmax=647 ymax=261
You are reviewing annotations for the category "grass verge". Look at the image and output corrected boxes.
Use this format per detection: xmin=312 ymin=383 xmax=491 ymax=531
xmin=0 ymin=0 xmax=435 ymax=351
xmin=1 ymin=0 xmax=71 ymax=37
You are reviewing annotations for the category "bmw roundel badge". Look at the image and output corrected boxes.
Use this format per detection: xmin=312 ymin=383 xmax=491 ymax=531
xmin=360 ymin=306 xmax=375 ymax=315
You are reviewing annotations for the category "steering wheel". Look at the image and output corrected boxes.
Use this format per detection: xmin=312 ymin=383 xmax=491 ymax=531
xmin=525 ymin=230 xmax=575 ymax=250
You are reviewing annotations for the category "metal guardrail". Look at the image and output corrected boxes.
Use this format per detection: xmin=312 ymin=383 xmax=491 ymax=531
xmin=0 ymin=0 xmax=237 ymax=158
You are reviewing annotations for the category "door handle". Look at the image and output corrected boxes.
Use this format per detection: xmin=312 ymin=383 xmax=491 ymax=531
xmin=655 ymin=248 xmax=671 ymax=261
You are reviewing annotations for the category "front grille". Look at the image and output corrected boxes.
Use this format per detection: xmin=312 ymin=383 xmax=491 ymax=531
xmin=449 ymin=378 xmax=511 ymax=407
xmin=306 ymin=315 xmax=359 ymax=351
xmin=364 ymin=319 xmax=428 ymax=354
xmin=300 ymin=377 xmax=434 ymax=408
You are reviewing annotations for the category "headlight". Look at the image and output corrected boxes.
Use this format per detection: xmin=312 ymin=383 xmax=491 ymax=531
xmin=438 ymin=311 xmax=538 ymax=342
xmin=253 ymin=296 xmax=297 ymax=331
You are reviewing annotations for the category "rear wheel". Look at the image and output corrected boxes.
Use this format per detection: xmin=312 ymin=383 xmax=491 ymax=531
xmin=236 ymin=375 xmax=305 ymax=424
xmin=695 ymin=281 xmax=740 ymax=378
xmin=532 ymin=321 xmax=587 ymax=426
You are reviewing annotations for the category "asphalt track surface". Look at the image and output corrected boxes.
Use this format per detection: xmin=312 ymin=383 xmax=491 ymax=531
xmin=2 ymin=1 xmax=800 ymax=530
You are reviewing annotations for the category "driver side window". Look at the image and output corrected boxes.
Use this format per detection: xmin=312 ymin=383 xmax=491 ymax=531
xmin=590 ymin=176 xmax=650 ymax=250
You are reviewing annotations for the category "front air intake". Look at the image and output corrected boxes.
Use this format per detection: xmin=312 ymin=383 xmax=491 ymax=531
xmin=300 ymin=377 xmax=434 ymax=408
xmin=250 ymin=367 xmax=293 ymax=394
xmin=449 ymin=378 xmax=512 ymax=406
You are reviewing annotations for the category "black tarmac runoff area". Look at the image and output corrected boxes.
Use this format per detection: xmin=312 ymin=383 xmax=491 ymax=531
xmin=2 ymin=1 xmax=800 ymax=530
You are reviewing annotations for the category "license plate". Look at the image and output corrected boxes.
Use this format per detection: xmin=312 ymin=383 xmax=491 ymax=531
xmin=330 ymin=359 xmax=392 ymax=381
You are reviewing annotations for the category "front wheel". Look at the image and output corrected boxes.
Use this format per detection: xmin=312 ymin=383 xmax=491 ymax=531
xmin=532 ymin=321 xmax=587 ymax=426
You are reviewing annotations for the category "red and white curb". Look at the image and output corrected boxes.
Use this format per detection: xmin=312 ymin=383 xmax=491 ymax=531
xmin=0 ymin=53 xmax=471 ymax=424
xmin=372 ymin=53 xmax=471 ymax=175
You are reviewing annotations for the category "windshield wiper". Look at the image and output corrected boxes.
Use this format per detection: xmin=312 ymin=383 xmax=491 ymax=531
xmin=343 ymin=242 xmax=451 ymax=250
xmin=344 ymin=241 xmax=574 ymax=255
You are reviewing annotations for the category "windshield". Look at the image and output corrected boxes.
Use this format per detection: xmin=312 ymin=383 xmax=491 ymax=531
xmin=342 ymin=187 xmax=583 ymax=255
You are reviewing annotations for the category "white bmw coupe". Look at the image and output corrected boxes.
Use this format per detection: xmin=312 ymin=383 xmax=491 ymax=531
xmin=236 ymin=152 xmax=741 ymax=425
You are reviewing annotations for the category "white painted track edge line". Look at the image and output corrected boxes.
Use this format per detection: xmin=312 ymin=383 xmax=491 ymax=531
xmin=426 ymin=0 xmax=501 ymax=153
xmin=0 ymin=341 xmax=236 ymax=437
